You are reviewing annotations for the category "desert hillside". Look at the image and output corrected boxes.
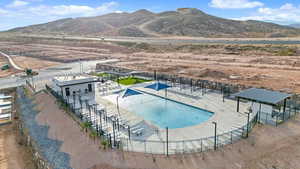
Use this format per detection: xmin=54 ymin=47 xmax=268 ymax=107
xmin=5 ymin=8 xmax=300 ymax=38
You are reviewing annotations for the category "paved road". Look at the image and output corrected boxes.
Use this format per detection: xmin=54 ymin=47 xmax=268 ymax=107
xmin=20 ymin=34 xmax=300 ymax=45
xmin=0 ymin=59 xmax=118 ymax=90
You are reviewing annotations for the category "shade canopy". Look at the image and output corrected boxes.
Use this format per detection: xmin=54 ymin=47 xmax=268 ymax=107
xmin=233 ymin=88 xmax=292 ymax=105
xmin=145 ymin=82 xmax=171 ymax=91
xmin=122 ymin=88 xmax=142 ymax=98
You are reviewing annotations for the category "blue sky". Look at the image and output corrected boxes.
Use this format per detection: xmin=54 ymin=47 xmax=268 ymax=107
xmin=0 ymin=0 xmax=300 ymax=31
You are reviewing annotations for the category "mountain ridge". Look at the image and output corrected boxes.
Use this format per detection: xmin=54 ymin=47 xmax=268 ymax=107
xmin=5 ymin=8 xmax=300 ymax=38
xmin=289 ymin=24 xmax=300 ymax=28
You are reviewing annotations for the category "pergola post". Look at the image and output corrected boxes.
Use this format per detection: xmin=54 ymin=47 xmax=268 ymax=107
xmin=258 ymin=103 xmax=261 ymax=123
xmin=283 ymin=99 xmax=287 ymax=121
xmin=237 ymin=97 xmax=240 ymax=112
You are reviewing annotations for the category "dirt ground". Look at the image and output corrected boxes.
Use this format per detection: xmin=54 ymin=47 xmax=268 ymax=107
xmin=33 ymin=91 xmax=300 ymax=169
xmin=0 ymin=53 xmax=19 ymax=78
xmin=0 ymin=123 xmax=35 ymax=169
xmin=10 ymin=55 xmax=60 ymax=70
xmin=0 ymin=88 xmax=35 ymax=169
xmin=1 ymin=38 xmax=300 ymax=93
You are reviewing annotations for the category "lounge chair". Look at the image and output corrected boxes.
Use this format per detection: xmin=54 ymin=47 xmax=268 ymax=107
xmin=132 ymin=128 xmax=144 ymax=136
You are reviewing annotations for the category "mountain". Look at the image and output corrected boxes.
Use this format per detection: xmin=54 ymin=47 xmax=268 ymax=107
xmin=289 ymin=24 xmax=300 ymax=28
xmin=5 ymin=8 xmax=300 ymax=38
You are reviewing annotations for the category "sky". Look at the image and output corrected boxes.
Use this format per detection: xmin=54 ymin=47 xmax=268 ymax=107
xmin=0 ymin=0 xmax=300 ymax=31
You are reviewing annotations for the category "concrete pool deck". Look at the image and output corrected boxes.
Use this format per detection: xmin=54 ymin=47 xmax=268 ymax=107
xmin=95 ymin=81 xmax=255 ymax=154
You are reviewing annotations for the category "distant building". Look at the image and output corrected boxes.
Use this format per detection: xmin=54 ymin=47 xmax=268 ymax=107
xmin=52 ymin=75 xmax=98 ymax=104
xmin=0 ymin=94 xmax=12 ymax=124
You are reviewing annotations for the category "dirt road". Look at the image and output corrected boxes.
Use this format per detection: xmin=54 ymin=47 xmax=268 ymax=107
xmin=1 ymin=38 xmax=300 ymax=93
xmin=0 ymin=51 xmax=23 ymax=71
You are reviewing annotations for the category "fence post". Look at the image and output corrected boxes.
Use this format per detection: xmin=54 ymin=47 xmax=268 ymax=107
xmin=212 ymin=122 xmax=217 ymax=150
xmin=231 ymin=131 xmax=233 ymax=144
xmin=201 ymin=139 xmax=203 ymax=152
xmin=182 ymin=141 xmax=184 ymax=154
xmin=127 ymin=138 xmax=129 ymax=151
xmin=166 ymin=127 xmax=169 ymax=156
xmin=144 ymin=140 xmax=146 ymax=153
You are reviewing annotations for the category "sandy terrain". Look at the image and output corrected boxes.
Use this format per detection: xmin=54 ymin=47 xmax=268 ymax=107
xmin=10 ymin=55 xmax=60 ymax=70
xmin=1 ymin=38 xmax=300 ymax=93
xmin=116 ymin=51 xmax=300 ymax=93
xmin=0 ymin=124 xmax=35 ymax=169
xmin=0 ymin=53 xmax=18 ymax=78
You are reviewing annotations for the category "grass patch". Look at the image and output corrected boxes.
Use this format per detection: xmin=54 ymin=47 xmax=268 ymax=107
xmin=117 ymin=77 xmax=151 ymax=85
xmin=92 ymin=72 xmax=110 ymax=77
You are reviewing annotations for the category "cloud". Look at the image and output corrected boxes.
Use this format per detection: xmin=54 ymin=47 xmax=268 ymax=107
xmin=210 ymin=0 xmax=264 ymax=9
xmin=0 ymin=8 xmax=9 ymax=14
xmin=6 ymin=0 xmax=29 ymax=8
xmin=27 ymin=2 xmax=118 ymax=17
xmin=0 ymin=23 xmax=12 ymax=30
xmin=234 ymin=3 xmax=300 ymax=24
xmin=0 ymin=1 xmax=119 ymax=31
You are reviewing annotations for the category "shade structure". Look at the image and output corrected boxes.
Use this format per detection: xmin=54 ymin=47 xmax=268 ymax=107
xmin=233 ymin=87 xmax=293 ymax=113
xmin=145 ymin=82 xmax=171 ymax=91
xmin=122 ymin=88 xmax=142 ymax=98
xmin=233 ymin=88 xmax=292 ymax=105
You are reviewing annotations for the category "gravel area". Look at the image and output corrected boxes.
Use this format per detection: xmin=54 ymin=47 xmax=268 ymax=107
xmin=17 ymin=87 xmax=71 ymax=169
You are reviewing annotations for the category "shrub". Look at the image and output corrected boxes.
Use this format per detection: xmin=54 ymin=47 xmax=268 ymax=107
xmin=277 ymin=48 xmax=296 ymax=56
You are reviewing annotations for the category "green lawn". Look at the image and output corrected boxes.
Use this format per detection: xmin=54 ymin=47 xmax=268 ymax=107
xmin=93 ymin=72 xmax=110 ymax=77
xmin=117 ymin=77 xmax=151 ymax=85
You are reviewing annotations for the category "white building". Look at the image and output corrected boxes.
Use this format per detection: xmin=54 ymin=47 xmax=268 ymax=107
xmin=0 ymin=94 xmax=12 ymax=124
xmin=52 ymin=75 xmax=98 ymax=107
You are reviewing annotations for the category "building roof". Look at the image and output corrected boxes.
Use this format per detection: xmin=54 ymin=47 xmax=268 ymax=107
xmin=53 ymin=75 xmax=98 ymax=87
xmin=0 ymin=101 xmax=11 ymax=107
xmin=54 ymin=75 xmax=95 ymax=82
xmin=233 ymin=88 xmax=293 ymax=105
xmin=0 ymin=105 xmax=11 ymax=113
xmin=0 ymin=94 xmax=12 ymax=99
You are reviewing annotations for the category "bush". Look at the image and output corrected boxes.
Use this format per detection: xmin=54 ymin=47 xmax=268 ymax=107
xmin=277 ymin=48 xmax=296 ymax=56
xmin=101 ymin=140 xmax=108 ymax=149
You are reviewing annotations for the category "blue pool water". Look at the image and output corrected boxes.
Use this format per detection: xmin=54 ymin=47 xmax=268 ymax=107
xmin=120 ymin=92 xmax=214 ymax=129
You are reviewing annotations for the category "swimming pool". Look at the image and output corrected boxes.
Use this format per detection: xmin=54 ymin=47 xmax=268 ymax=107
xmin=119 ymin=92 xmax=214 ymax=129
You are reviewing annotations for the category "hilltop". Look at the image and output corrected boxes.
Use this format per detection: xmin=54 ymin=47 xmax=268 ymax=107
xmin=5 ymin=8 xmax=300 ymax=38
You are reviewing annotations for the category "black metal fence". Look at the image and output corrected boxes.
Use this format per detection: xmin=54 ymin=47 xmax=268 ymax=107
xmin=96 ymin=63 xmax=300 ymax=126
xmin=45 ymin=84 xmax=121 ymax=149
xmin=121 ymin=113 xmax=258 ymax=155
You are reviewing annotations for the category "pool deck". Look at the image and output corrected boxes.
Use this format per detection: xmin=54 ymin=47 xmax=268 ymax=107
xmin=97 ymin=81 xmax=253 ymax=139
xmin=95 ymin=81 xmax=255 ymax=154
